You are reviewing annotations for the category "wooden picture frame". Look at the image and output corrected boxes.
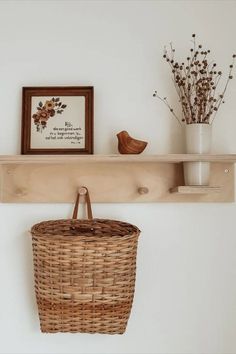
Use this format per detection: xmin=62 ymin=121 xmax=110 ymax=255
xmin=21 ymin=86 xmax=93 ymax=154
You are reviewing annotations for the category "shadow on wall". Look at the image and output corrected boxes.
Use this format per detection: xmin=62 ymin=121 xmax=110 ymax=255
xmin=161 ymin=116 xmax=185 ymax=154
xmin=21 ymin=230 xmax=39 ymax=331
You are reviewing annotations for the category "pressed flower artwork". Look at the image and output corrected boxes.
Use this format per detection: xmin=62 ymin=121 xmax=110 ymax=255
xmin=21 ymin=87 xmax=93 ymax=154
xmin=32 ymin=97 xmax=67 ymax=132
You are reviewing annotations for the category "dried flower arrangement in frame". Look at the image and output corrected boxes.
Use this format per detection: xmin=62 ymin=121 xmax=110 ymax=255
xmin=154 ymin=34 xmax=235 ymax=125
xmin=21 ymin=86 xmax=93 ymax=154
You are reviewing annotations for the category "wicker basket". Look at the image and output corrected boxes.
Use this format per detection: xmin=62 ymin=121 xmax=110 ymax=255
xmin=31 ymin=187 xmax=140 ymax=334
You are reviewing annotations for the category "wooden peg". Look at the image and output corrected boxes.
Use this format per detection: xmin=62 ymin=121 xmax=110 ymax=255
xmin=138 ymin=187 xmax=149 ymax=195
xmin=15 ymin=188 xmax=27 ymax=197
xmin=78 ymin=187 xmax=88 ymax=196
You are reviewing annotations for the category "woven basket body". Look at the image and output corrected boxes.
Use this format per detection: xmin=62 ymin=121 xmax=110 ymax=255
xmin=31 ymin=217 xmax=140 ymax=334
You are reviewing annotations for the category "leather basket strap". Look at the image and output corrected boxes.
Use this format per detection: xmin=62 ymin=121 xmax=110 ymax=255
xmin=72 ymin=187 xmax=93 ymax=220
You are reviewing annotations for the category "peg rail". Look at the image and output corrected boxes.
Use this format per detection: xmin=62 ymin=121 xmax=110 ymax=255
xmin=0 ymin=154 xmax=235 ymax=203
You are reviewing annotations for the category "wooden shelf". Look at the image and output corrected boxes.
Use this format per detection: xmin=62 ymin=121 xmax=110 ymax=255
xmin=170 ymin=186 xmax=221 ymax=194
xmin=0 ymin=154 xmax=236 ymax=164
xmin=0 ymin=154 xmax=234 ymax=203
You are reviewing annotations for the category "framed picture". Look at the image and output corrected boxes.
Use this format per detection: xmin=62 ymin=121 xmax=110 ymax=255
xmin=21 ymin=86 xmax=93 ymax=154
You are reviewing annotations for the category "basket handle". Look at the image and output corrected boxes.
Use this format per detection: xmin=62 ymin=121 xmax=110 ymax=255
xmin=72 ymin=187 xmax=93 ymax=220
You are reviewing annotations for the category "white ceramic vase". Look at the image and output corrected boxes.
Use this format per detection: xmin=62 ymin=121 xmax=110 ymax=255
xmin=184 ymin=123 xmax=212 ymax=186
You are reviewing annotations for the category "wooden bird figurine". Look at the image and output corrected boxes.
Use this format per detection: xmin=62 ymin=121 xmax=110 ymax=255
xmin=116 ymin=130 xmax=148 ymax=154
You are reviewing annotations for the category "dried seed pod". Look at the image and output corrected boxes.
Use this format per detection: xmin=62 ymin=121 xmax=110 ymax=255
xmin=156 ymin=34 xmax=235 ymax=125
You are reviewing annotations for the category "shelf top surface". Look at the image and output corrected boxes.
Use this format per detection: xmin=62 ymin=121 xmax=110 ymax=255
xmin=0 ymin=154 xmax=236 ymax=164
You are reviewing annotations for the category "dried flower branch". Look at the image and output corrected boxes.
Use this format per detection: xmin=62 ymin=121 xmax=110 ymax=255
xmin=152 ymin=92 xmax=182 ymax=125
xmin=154 ymin=34 xmax=235 ymax=124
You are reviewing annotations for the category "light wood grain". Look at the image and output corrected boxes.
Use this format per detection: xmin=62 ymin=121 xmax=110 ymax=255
xmin=0 ymin=154 xmax=236 ymax=164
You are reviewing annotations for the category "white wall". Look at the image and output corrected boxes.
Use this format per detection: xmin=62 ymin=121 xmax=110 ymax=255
xmin=0 ymin=1 xmax=236 ymax=353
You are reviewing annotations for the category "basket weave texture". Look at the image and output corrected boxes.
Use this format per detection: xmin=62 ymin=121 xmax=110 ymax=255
xmin=31 ymin=189 xmax=140 ymax=334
